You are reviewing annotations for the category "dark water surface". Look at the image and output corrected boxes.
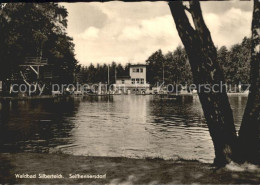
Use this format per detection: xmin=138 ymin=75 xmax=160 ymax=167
xmin=0 ymin=95 xmax=247 ymax=163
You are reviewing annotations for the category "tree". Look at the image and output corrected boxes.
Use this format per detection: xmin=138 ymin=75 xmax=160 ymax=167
xmin=146 ymin=49 xmax=165 ymax=86
xmin=217 ymin=38 xmax=251 ymax=87
xmin=169 ymin=46 xmax=192 ymax=85
xmin=168 ymin=0 xmax=259 ymax=166
xmin=145 ymin=46 xmax=192 ymax=86
xmin=239 ymin=0 xmax=260 ymax=164
xmin=224 ymin=38 xmax=251 ymax=85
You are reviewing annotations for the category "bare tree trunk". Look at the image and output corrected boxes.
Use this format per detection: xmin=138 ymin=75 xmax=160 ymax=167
xmin=168 ymin=1 xmax=239 ymax=166
xmin=239 ymin=0 xmax=260 ymax=164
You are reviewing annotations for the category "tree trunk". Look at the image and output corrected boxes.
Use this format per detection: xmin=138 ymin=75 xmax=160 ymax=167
xmin=239 ymin=0 xmax=260 ymax=164
xmin=168 ymin=1 xmax=239 ymax=166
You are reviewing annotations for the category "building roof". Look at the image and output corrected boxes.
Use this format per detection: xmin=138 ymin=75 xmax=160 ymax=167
xmin=130 ymin=64 xmax=147 ymax=67
xmin=116 ymin=76 xmax=131 ymax=79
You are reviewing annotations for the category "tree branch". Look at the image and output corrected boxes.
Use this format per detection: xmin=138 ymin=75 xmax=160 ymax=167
xmin=168 ymin=1 xmax=196 ymax=54
xmin=189 ymin=0 xmax=216 ymax=53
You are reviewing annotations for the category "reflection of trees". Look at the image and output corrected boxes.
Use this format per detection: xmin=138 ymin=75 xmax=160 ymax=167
xmin=150 ymin=97 xmax=206 ymax=129
xmin=0 ymin=98 xmax=80 ymax=153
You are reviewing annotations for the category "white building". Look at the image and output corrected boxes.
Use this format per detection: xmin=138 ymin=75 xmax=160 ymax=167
xmin=115 ymin=64 xmax=150 ymax=94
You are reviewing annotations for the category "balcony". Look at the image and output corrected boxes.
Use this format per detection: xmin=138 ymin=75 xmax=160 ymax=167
xmin=20 ymin=57 xmax=48 ymax=66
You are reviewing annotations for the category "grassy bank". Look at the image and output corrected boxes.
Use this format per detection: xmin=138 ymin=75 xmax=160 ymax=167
xmin=0 ymin=153 xmax=260 ymax=184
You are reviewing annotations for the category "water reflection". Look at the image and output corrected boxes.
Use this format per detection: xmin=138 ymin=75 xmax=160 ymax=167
xmin=229 ymin=96 xmax=248 ymax=130
xmin=0 ymin=98 xmax=79 ymax=152
xmin=0 ymin=95 xmax=247 ymax=163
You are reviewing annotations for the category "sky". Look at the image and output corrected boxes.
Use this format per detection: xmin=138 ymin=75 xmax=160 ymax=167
xmin=61 ymin=1 xmax=253 ymax=66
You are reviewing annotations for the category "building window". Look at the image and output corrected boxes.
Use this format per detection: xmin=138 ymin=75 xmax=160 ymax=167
xmin=133 ymin=68 xmax=142 ymax=73
xmin=136 ymin=78 xmax=140 ymax=84
xmin=122 ymin=80 xmax=125 ymax=84
xmin=140 ymin=79 xmax=144 ymax=84
xmin=131 ymin=79 xmax=135 ymax=84
xmin=140 ymin=68 xmax=143 ymax=73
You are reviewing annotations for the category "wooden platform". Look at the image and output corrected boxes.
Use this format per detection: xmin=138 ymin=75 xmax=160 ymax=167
xmin=0 ymin=95 xmax=59 ymax=101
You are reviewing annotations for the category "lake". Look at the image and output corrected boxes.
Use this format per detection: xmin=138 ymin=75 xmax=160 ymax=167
xmin=0 ymin=95 xmax=248 ymax=163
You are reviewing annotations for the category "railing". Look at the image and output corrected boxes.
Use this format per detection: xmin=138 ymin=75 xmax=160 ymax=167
xmin=24 ymin=57 xmax=48 ymax=65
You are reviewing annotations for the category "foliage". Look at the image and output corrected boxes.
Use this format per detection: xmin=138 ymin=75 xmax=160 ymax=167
xmin=79 ymin=37 xmax=251 ymax=86
xmin=218 ymin=37 xmax=251 ymax=85
xmin=145 ymin=38 xmax=251 ymax=87
xmin=146 ymin=47 xmax=192 ymax=86
xmin=0 ymin=3 xmax=78 ymax=84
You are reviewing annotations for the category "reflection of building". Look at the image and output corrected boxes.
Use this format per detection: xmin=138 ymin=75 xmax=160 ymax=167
xmin=115 ymin=64 xmax=150 ymax=94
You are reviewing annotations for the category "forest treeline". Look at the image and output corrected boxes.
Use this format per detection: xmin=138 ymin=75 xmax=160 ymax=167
xmin=79 ymin=37 xmax=251 ymax=86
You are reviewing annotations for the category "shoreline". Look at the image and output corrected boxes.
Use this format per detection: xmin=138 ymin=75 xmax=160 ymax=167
xmin=0 ymin=93 xmax=248 ymax=101
xmin=0 ymin=153 xmax=260 ymax=184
